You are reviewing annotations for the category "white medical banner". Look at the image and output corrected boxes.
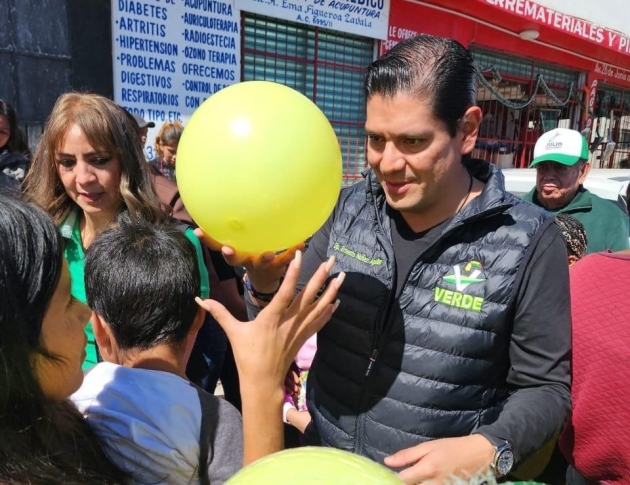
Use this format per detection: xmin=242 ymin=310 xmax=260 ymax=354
xmin=112 ymin=0 xmax=241 ymax=159
xmin=235 ymin=0 xmax=389 ymax=40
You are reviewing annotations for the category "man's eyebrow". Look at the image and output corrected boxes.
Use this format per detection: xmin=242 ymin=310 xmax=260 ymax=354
xmin=364 ymin=130 xmax=432 ymax=138
xmin=396 ymin=132 xmax=431 ymax=138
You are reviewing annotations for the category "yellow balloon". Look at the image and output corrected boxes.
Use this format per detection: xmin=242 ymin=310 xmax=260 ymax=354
xmin=177 ymin=81 xmax=343 ymax=253
xmin=226 ymin=447 xmax=405 ymax=484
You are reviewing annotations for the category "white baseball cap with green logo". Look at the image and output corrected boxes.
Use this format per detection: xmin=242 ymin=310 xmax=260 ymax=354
xmin=530 ymin=128 xmax=589 ymax=167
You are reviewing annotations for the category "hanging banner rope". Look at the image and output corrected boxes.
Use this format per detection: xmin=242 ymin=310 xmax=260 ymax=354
xmin=475 ymin=65 xmax=576 ymax=109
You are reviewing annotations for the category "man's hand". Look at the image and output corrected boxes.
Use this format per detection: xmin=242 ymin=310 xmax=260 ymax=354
xmin=194 ymin=227 xmax=304 ymax=293
xmin=384 ymin=435 xmax=496 ymax=485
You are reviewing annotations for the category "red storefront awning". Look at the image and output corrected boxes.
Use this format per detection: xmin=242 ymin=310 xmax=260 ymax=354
xmin=428 ymin=0 xmax=630 ymax=70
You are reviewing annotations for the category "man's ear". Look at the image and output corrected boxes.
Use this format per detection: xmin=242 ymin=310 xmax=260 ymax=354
xmin=460 ymin=106 xmax=482 ymax=156
xmin=568 ymin=254 xmax=579 ymax=267
xmin=577 ymin=161 xmax=591 ymax=185
xmin=91 ymin=312 xmax=115 ymax=363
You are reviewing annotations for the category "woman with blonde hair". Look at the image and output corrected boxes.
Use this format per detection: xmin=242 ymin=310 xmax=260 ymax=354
xmin=149 ymin=120 xmax=184 ymax=182
xmin=24 ymin=93 xmax=209 ymax=368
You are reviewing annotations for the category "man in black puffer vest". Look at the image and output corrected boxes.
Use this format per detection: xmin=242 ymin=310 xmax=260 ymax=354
xmin=220 ymin=35 xmax=571 ymax=484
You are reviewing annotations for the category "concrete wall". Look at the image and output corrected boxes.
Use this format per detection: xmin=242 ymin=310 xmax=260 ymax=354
xmin=2 ymin=0 xmax=113 ymax=150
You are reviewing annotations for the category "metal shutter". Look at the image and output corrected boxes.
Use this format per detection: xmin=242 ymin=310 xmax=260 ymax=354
xmin=242 ymin=14 xmax=375 ymax=186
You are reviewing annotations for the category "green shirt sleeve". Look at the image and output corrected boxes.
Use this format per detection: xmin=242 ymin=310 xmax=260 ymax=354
xmin=184 ymin=227 xmax=210 ymax=298
xmin=62 ymin=211 xmax=99 ymax=370
xmin=608 ymin=212 xmax=630 ymax=251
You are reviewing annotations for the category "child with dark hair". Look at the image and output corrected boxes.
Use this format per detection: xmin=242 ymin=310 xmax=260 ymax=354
xmin=0 ymin=192 xmax=126 ymax=485
xmin=71 ymin=217 xmax=243 ymax=485
xmin=72 ymin=217 xmax=343 ymax=483
xmin=0 ymin=99 xmax=30 ymax=189
xmin=555 ymin=213 xmax=588 ymax=266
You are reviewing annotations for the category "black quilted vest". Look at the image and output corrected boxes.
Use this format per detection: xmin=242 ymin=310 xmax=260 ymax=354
xmin=305 ymin=160 xmax=551 ymax=463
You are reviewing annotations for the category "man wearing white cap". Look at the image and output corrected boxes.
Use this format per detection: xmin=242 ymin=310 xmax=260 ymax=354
xmin=523 ymin=128 xmax=629 ymax=253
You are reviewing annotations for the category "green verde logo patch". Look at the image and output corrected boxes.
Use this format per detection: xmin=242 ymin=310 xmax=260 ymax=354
xmin=332 ymin=242 xmax=383 ymax=266
xmin=434 ymin=260 xmax=486 ymax=312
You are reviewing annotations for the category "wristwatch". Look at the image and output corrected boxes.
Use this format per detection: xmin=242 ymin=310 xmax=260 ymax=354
xmin=490 ymin=441 xmax=514 ymax=478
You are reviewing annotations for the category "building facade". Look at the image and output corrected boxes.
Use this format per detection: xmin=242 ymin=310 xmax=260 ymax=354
xmin=4 ymin=0 xmax=630 ymax=180
xmin=2 ymin=0 xmax=113 ymax=154
xmin=382 ymin=0 xmax=630 ymax=170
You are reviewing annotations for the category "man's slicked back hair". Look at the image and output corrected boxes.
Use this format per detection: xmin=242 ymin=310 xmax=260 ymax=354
xmin=365 ymin=34 xmax=478 ymax=137
xmin=85 ymin=216 xmax=200 ymax=351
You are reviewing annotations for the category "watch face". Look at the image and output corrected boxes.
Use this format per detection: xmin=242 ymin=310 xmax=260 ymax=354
xmin=497 ymin=450 xmax=515 ymax=476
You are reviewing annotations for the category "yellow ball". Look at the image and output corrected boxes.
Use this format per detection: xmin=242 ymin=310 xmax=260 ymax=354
xmin=225 ymin=447 xmax=405 ymax=484
xmin=177 ymin=81 xmax=342 ymax=253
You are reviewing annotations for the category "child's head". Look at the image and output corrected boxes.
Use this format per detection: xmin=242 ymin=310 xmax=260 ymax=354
xmin=85 ymin=216 xmax=202 ymax=363
xmin=0 ymin=99 xmax=28 ymax=154
xmin=554 ymin=213 xmax=587 ymax=266
xmin=154 ymin=121 xmax=184 ymax=167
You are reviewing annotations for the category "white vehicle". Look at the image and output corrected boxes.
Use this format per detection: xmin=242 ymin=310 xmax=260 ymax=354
xmin=501 ymin=168 xmax=630 ymax=215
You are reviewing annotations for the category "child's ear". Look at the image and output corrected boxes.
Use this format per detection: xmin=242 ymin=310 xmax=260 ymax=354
xmin=91 ymin=312 xmax=114 ymax=363
xmin=183 ymin=306 xmax=207 ymax=366
xmin=190 ymin=306 xmax=206 ymax=335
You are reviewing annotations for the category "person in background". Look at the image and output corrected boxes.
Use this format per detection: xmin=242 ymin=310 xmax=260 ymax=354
xmin=515 ymin=212 xmax=587 ymax=485
xmin=0 ymin=99 xmax=30 ymax=189
xmin=23 ymin=92 xmax=209 ymax=369
xmin=555 ymin=213 xmax=588 ymax=267
xmin=150 ymin=121 xmax=183 ymax=182
xmin=123 ymin=108 xmax=191 ymax=224
xmin=559 ymin=247 xmax=630 ymax=484
xmin=0 ymin=192 xmax=127 ymax=485
xmin=196 ymin=250 xmax=247 ymax=395
xmin=523 ymin=128 xmax=629 ymax=253
xmin=283 ymin=334 xmax=316 ymax=434
xmin=131 ymin=113 xmax=155 ymax=148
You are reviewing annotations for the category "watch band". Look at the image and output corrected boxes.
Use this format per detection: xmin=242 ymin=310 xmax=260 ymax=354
xmin=490 ymin=440 xmax=514 ymax=478
xmin=243 ymin=273 xmax=280 ymax=302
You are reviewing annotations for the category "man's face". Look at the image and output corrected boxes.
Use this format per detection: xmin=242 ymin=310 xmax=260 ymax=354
xmin=365 ymin=93 xmax=479 ymax=223
xmin=534 ymin=161 xmax=590 ymax=210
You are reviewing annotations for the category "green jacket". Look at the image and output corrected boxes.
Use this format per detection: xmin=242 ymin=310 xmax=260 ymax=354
xmin=60 ymin=209 xmax=210 ymax=369
xmin=522 ymin=187 xmax=629 ymax=254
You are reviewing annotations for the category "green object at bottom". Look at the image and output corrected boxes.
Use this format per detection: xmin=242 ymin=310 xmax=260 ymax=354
xmin=226 ymin=447 xmax=404 ymax=484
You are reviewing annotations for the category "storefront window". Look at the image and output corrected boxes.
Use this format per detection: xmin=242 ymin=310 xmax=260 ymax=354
xmin=242 ymin=14 xmax=375 ymax=186
xmin=471 ymin=48 xmax=582 ymax=168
